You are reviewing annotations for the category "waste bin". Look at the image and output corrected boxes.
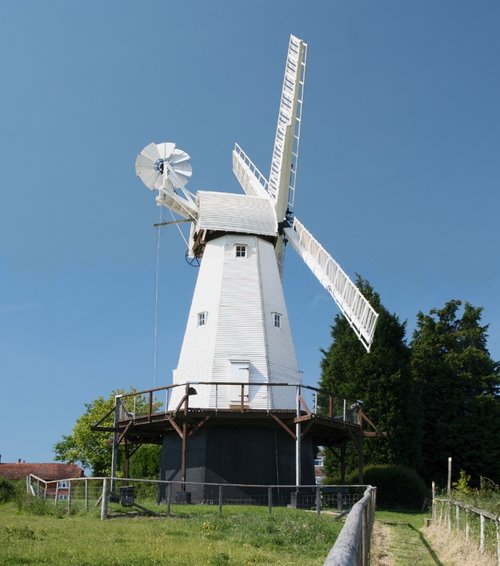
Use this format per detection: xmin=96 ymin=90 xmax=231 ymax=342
xmin=119 ymin=486 xmax=135 ymax=506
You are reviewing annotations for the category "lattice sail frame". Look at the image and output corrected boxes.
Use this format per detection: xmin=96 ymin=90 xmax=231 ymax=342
xmin=268 ymin=35 xmax=307 ymax=220
xmin=284 ymin=218 xmax=378 ymax=352
xmin=232 ymin=35 xmax=379 ymax=352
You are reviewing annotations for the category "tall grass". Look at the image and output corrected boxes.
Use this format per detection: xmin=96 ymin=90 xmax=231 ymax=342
xmin=0 ymin=502 xmax=342 ymax=565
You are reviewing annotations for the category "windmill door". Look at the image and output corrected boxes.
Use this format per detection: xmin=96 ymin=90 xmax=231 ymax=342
xmin=229 ymin=361 xmax=250 ymax=407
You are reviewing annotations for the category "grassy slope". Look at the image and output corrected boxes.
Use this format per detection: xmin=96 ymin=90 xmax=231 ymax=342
xmin=0 ymin=502 xmax=342 ymax=566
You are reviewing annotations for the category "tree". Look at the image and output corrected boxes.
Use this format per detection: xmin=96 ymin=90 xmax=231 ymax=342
xmin=54 ymin=389 xmax=161 ymax=477
xmin=320 ymin=277 xmax=421 ymax=478
xmin=411 ymin=300 xmax=500 ymax=485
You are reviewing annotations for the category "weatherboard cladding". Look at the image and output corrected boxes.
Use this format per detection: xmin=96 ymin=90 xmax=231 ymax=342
xmin=171 ymin=234 xmax=300 ymax=410
xmin=196 ymin=191 xmax=277 ymax=236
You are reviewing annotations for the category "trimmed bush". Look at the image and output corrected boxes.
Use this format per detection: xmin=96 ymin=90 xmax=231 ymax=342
xmin=346 ymin=464 xmax=429 ymax=509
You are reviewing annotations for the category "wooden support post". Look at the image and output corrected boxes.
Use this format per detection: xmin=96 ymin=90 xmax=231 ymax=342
xmin=167 ymin=483 xmax=172 ymax=515
xmin=181 ymin=384 xmax=189 ymax=491
xmin=357 ymin=436 xmax=364 ymax=484
xmin=67 ymin=481 xmax=71 ymax=512
xmin=480 ymin=514 xmax=485 ymax=554
xmin=316 ymin=486 xmax=321 ymax=516
xmin=85 ymin=478 xmax=89 ymax=512
xmin=218 ymin=485 xmax=223 ymax=515
xmin=181 ymin=422 xmax=187 ymax=491
xmin=495 ymin=521 xmax=499 ymax=565
xmin=268 ymin=487 xmax=272 ymax=515
xmin=340 ymin=442 xmax=346 ymax=484
xmin=465 ymin=508 xmax=470 ymax=542
xmin=124 ymin=439 xmax=130 ymax=479
xmin=295 ymin=386 xmax=301 ymax=491
xmin=100 ymin=478 xmax=109 ymax=520
xmin=110 ymin=396 xmax=121 ymax=493
xmin=447 ymin=457 xmax=452 ymax=497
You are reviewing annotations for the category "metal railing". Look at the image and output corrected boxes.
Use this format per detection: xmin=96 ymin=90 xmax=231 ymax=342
xmin=27 ymin=474 xmax=368 ymax=521
xmin=109 ymin=381 xmax=360 ymax=424
xmin=433 ymin=496 xmax=500 ymax=563
xmin=323 ymin=486 xmax=377 ymax=566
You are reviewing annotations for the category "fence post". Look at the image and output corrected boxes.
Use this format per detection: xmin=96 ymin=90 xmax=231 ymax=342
xmin=218 ymin=485 xmax=223 ymax=515
xmin=100 ymin=478 xmax=110 ymax=520
xmin=431 ymin=481 xmax=435 ymax=523
xmin=447 ymin=457 xmax=452 ymax=497
xmin=268 ymin=487 xmax=272 ymax=515
xmin=85 ymin=478 xmax=89 ymax=512
xmin=167 ymin=483 xmax=172 ymax=515
xmin=455 ymin=504 xmax=460 ymax=532
xmin=54 ymin=482 xmax=59 ymax=506
xmin=316 ymin=486 xmax=321 ymax=517
xmin=496 ymin=520 xmax=499 ymax=566
xmin=67 ymin=481 xmax=71 ymax=512
xmin=110 ymin=396 xmax=121 ymax=493
xmin=361 ymin=503 xmax=367 ymax=565
xmin=447 ymin=500 xmax=451 ymax=533
xmin=480 ymin=514 xmax=485 ymax=554
xmin=465 ymin=508 xmax=470 ymax=542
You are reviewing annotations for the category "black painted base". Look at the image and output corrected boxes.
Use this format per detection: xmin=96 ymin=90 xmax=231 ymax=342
xmin=159 ymin=426 xmax=315 ymax=504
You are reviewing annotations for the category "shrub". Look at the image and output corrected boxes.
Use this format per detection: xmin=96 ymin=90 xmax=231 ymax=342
xmin=0 ymin=478 xmax=16 ymax=503
xmin=346 ymin=464 xmax=429 ymax=509
xmin=16 ymin=494 xmax=65 ymax=517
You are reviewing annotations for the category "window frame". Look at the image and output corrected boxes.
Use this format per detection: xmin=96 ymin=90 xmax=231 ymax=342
xmin=235 ymin=244 xmax=247 ymax=258
xmin=272 ymin=312 xmax=282 ymax=328
xmin=197 ymin=311 xmax=208 ymax=327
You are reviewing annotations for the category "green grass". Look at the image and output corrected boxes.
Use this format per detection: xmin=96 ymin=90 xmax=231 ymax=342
xmin=0 ymin=502 xmax=342 ymax=565
xmin=375 ymin=510 xmax=441 ymax=565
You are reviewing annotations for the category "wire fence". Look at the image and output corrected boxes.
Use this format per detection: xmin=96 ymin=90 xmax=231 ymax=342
xmin=433 ymin=496 xmax=500 ymax=564
xmin=26 ymin=475 xmax=368 ymax=520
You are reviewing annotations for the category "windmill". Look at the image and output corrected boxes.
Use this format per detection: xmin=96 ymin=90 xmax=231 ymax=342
xmin=136 ymin=35 xmax=378 ymax=413
xmin=134 ymin=35 xmax=379 ymax=495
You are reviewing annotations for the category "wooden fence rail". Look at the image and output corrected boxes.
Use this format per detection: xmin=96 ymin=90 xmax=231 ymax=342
xmin=433 ymin=496 xmax=500 ymax=564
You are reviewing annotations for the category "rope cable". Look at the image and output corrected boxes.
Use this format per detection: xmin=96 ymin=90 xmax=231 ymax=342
xmin=152 ymin=206 xmax=165 ymax=389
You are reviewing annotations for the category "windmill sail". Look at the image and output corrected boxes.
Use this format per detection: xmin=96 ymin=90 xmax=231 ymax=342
xmin=269 ymin=35 xmax=307 ymax=221
xmin=284 ymin=217 xmax=379 ymax=352
xmin=232 ymin=144 xmax=272 ymax=201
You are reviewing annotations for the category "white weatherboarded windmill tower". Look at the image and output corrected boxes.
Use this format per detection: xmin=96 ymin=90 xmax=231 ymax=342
xmin=135 ymin=35 xmax=378 ymax=494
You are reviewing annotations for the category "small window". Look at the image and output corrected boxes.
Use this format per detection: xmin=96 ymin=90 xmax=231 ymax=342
xmin=235 ymin=245 xmax=247 ymax=258
xmin=272 ymin=312 xmax=281 ymax=328
xmin=198 ymin=312 xmax=207 ymax=327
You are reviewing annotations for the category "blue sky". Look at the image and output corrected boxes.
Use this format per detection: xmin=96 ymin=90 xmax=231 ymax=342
xmin=1 ymin=1 xmax=499 ymax=464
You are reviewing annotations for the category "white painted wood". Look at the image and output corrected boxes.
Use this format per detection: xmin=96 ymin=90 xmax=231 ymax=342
xmin=285 ymin=217 xmax=378 ymax=352
xmin=196 ymin=191 xmax=277 ymax=236
xmin=170 ymin=234 xmax=300 ymax=410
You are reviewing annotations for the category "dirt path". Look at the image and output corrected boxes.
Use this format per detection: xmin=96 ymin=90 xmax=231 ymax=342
xmin=371 ymin=521 xmax=395 ymax=566
xmin=371 ymin=518 xmax=441 ymax=565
